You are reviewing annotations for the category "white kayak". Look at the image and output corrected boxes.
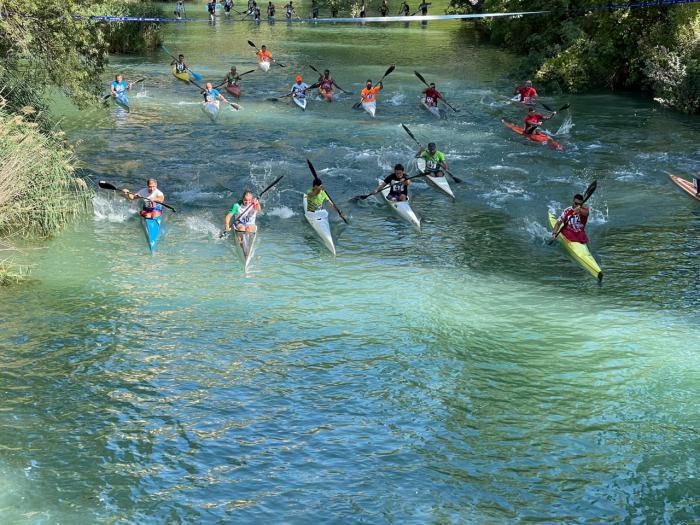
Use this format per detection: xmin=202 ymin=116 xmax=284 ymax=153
xmin=421 ymin=100 xmax=441 ymax=119
xmin=417 ymin=158 xmax=454 ymax=200
xmin=259 ymin=61 xmax=271 ymax=72
xmin=378 ymin=179 xmax=420 ymax=230
xmin=303 ymin=194 xmax=335 ymax=255
xmin=202 ymin=100 xmax=220 ymax=122
xmin=232 ymin=229 xmax=257 ymax=272
xmin=293 ymin=96 xmax=307 ymax=110
xmin=362 ymin=101 xmax=376 ymax=118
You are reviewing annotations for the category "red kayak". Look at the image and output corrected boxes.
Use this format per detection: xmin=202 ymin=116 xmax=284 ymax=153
xmin=503 ymin=120 xmax=564 ymax=151
xmin=225 ymin=83 xmax=241 ymax=98
xmin=669 ymin=173 xmax=700 ymax=201
xmin=319 ymin=87 xmax=334 ymax=102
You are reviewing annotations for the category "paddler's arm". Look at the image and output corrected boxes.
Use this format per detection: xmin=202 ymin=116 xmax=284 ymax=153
xmin=415 ymin=147 xmax=425 ymax=158
xmin=374 ymin=181 xmax=388 ymax=193
xmin=224 ymin=212 xmax=233 ymax=232
xmin=439 ymin=159 xmax=449 ymax=171
xmin=122 ymin=188 xmax=135 ymax=200
xmin=332 ymin=80 xmax=346 ymax=91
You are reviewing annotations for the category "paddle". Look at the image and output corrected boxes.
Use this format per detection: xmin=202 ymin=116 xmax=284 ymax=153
xmin=350 ymin=172 xmax=429 ymax=202
xmin=353 ymin=64 xmax=395 ymax=109
xmin=102 ymin=78 xmax=145 ymax=101
xmin=247 ymin=40 xmax=285 ymax=67
xmin=401 ymin=124 xmax=463 ymax=184
xmin=161 ymin=45 xmax=203 ymax=81
xmin=548 ymin=180 xmax=597 ymax=245
xmin=308 ymin=65 xmax=350 ymax=94
xmin=414 ymin=71 xmax=459 ymax=112
xmin=98 ymin=181 xmax=177 ymax=212
xmin=214 ymin=69 xmax=256 ymax=90
xmin=306 ymin=159 xmax=349 ymax=224
xmin=541 ymin=103 xmax=570 ymax=113
xmin=266 ymin=93 xmax=294 ymax=102
xmin=221 ymin=175 xmax=285 ymax=238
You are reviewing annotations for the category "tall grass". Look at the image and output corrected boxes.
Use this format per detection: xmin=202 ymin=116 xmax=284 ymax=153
xmin=0 ymin=102 xmax=93 ymax=284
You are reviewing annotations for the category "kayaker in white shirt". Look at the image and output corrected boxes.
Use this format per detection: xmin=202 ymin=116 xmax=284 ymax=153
xmin=123 ymin=179 xmax=165 ymax=218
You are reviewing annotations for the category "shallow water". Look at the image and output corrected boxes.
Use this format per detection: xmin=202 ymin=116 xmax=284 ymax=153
xmin=2 ymin=13 xmax=700 ymax=524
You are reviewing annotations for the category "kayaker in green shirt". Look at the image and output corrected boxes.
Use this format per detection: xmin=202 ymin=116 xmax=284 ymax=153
xmin=224 ymin=191 xmax=261 ymax=233
xmin=416 ymin=142 xmax=448 ymax=177
xmin=306 ymin=179 xmax=346 ymax=220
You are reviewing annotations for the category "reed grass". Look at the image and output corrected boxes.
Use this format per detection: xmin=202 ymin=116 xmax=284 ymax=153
xmin=0 ymin=103 xmax=93 ymax=285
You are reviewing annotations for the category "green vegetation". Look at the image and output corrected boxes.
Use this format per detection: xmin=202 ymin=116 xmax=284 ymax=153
xmin=449 ymin=1 xmax=700 ymax=113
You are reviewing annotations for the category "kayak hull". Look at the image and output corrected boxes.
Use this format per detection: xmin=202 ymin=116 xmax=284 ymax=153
xmin=362 ymin=101 xmax=376 ymax=118
xmin=548 ymin=212 xmax=602 ymax=281
xmin=142 ymin=215 xmax=162 ymax=253
xmin=225 ymin=83 xmax=241 ymax=98
xmin=172 ymin=66 xmax=191 ymax=82
xmin=421 ymin=100 xmax=441 ymax=119
xmin=320 ymin=88 xmax=334 ymax=102
xmin=259 ymin=61 xmax=271 ymax=72
xmin=293 ymin=96 xmax=307 ymax=110
xmin=232 ymin=230 xmax=257 ymax=272
xmin=417 ymin=158 xmax=454 ymax=200
xmin=668 ymin=173 xmax=700 ymax=202
xmin=202 ymin=100 xmax=220 ymax=121
xmin=303 ymin=195 xmax=336 ymax=255
xmin=503 ymin=120 xmax=564 ymax=151
xmin=113 ymin=93 xmax=130 ymax=111
xmin=379 ymin=180 xmax=420 ymax=230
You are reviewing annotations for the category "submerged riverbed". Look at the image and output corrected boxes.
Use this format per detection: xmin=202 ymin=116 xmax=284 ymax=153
xmin=1 ymin=13 xmax=700 ymax=523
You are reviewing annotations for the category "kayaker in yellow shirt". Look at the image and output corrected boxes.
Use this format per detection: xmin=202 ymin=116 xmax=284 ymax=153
xmin=306 ymin=179 xmax=346 ymax=221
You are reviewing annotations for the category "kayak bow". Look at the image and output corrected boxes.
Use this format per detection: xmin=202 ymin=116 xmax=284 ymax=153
xmin=547 ymin=212 xmax=602 ymax=281
xmin=303 ymin=194 xmax=336 ymax=255
xmin=362 ymin=101 xmax=376 ymax=118
xmin=417 ymin=158 xmax=454 ymax=200
xmin=379 ymin=179 xmax=420 ymax=230
xmin=142 ymin=215 xmax=163 ymax=253
xmin=503 ymin=120 xmax=564 ymax=151
xmin=202 ymin=100 xmax=220 ymax=121
xmin=293 ymin=96 xmax=307 ymax=110
xmin=668 ymin=173 xmax=700 ymax=202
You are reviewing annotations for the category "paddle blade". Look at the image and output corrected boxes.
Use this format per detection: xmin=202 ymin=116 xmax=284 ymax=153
xmin=98 ymin=180 xmax=118 ymax=191
xmin=582 ymin=180 xmax=597 ymax=203
xmin=381 ymin=64 xmax=396 ymax=80
xmin=190 ymin=71 xmax=203 ymax=81
xmin=558 ymin=103 xmax=570 ymax=112
xmin=306 ymin=159 xmax=320 ymax=180
xmin=247 ymin=40 xmax=257 ymax=48
xmin=414 ymin=70 xmax=428 ymax=86
xmin=240 ymin=70 xmax=256 ymax=76
xmin=401 ymin=123 xmax=419 ymax=144
xmin=350 ymin=194 xmax=370 ymax=202
xmin=309 ymin=64 xmax=320 ymax=74
xmin=541 ymin=103 xmax=553 ymax=112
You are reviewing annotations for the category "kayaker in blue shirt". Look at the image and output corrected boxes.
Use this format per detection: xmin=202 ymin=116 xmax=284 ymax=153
xmin=110 ymin=74 xmax=132 ymax=99
xmin=201 ymin=82 xmax=226 ymax=103
xmin=290 ymin=76 xmax=309 ymax=100
xmin=122 ymin=179 xmax=165 ymax=219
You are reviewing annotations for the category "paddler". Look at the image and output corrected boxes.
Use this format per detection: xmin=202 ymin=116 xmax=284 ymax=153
xmin=380 ymin=0 xmax=389 ymax=16
xmin=373 ymin=164 xmax=411 ymax=202
xmin=224 ymin=191 xmax=261 ymax=233
xmin=223 ymin=0 xmax=233 ymax=16
xmin=311 ymin=0 xmax=320 ymax=18
xmin=223 ymin=66 xmax=241 ymax=89
xmin=306 ymin=179 xmax=347 ymax=220
xmin=207 ymin=0 xmax=216 ymax=20
xmin=360 ymin=78 xmax=382 ymax=106
xmin=201 ymin=82 xmax=228 ymax=104
xmin=514 ymin=80 xmax=538 ymax=104
xmin=110 ymin=74 xmax=132 ymax=100
xmin=311 ymin=70 xmax=346 ymax=100
xmin=290 ymin=75 xmax=309 ymax=102
xmin=175 ymin=0 xmax=185 ymax=19
xmin=122 ymin=179 xmax=165 ymax=219
xmin=267 ymin=1 xmax=276 ymax=17
xmin=524 ymin=106 xmax=556 ymax=135
xmin=285 ymin=1 xmax=294 ymax=20
xmin=416 ymin=142 xmax=448 ymax=178
xmin=551 ymin=194 xmax=590 ymax=244
xmin=417 ymin=1 xmax=431 ymax=15
xmin=398 ymin=1 xmax=410 ymax=15
xmin=257 ymin=45 xmax=275 ymax=65
xmin=422 ymin=82 xmax=442 ymax=107
xmin=170 ymin=54 xmax=189 ymax=75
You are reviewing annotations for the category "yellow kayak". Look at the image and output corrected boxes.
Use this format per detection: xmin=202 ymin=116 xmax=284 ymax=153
xmin=172 ymin=66 xmax=190 ymax=82
xmin=548 ymin=212 xmax=603 ymax=282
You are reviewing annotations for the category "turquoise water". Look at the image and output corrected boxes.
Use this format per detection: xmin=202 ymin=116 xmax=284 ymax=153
xmin=2 ymin=15 xmax=700 ymax=523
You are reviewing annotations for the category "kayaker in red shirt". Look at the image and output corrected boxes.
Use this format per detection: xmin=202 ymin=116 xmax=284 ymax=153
xmin=524 ymin=106 xmax=556 ymax=135
xmin=551 ymin=194 xmax=589 ymax=243
xmin=514 ymin=80 xmax=538 ymax=103
xmin=423 ymin=83 xmax=442 ymax=107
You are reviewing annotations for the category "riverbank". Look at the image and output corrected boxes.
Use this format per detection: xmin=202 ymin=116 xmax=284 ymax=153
xmin=0 ymin=107 xmax=92 ymax=284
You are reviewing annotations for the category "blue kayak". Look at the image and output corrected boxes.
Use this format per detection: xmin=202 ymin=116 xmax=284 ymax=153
xmin=113 ymin=93 xmax=130 ymax=111
xmin=142 ymin=215 xmax=162 ymax=253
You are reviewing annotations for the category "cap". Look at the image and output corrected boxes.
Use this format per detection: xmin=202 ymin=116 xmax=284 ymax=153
xmin=427 ymin=142 xmax=436 ymax=149
xmin=296 ymin=75 xmax=302 ymax=81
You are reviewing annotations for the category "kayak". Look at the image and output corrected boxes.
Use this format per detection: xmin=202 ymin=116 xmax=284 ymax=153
xmin=503 ymin=120 xmax=564 ymax=151
xmin=113 ymin=93 xmax=130 ymax=111
xmin=232 ymin=230 xmax=257 ymax=272
xmin=421 ymin=100 xmax=441 ymax=119
xmin=362 ymin=101 xmax=376 ymax=118
xmin=172 ymin=66 xmax=190 ymax=83
xmin=319 ymin=88 xmax=334 ymax=102
xmin=417 ymin=158 xmax=454 ymax=200
xmin=303 ymin=194 xmax=335 ymax=255
xmin=259 ymin=61 xmax=271 ymax=72
xmin=202 ymin=100 xmax=220 ymax=121
xmin=668 ymin=173 xmax=700 ymax=202
xmin=225 ymin=83 xmax=241 ymax=98
xmin=293 ymin=96 xmax=307 ymax=110
xmin=548 ymin=212 xmax=602 ymax=282
xmin=142 ymin=215 xmax=163 ymax=253
xmin=379 ymin=180 xmax=420 ymax=230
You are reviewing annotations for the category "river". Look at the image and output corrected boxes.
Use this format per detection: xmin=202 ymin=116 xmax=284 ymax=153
xmin=1 ymin=10 xmax=700 ymax=524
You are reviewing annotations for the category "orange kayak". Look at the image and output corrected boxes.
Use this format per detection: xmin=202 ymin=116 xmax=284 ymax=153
xmin=503 ymin=120 xmax=564 ymax=151
xmin=669 ymin=173 xmax=700 ymax=202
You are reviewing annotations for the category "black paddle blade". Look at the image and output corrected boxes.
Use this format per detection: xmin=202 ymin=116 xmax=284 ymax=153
xmin=382 ymin=64 xmax=396 ymax=79
xmin=240 ymin=70 xmax=256 ymax=76
xmin=541 ymin=103 xmax=553 ymax=112
xmin=583 ymin=180 xmax=597 ymax=202
xmin=401 ymin=123 xmax=418 ymax=144
xmin=350 ymin=194 xmax=370 ymax=202
xmin=247 ymin=40 xmax=257 ymax=48
xmin=306 ymin=159 xmax=320 ymax=180
xmin=98 ymin=180 xmax=118 ymax=191
xmin=309 ymin=65 xmax=320 ymax=74
xmin=414 ymin=70 xmax=428 ymax=86
xmin=558 ymin=103 xmax=570 ymax=112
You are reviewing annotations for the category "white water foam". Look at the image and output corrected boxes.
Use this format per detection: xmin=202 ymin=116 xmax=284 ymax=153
xmin=489 ymin=165 xmax=530 ymax=175
xmin=388 ymin=93 xmax=405 ymax=106
xmin=553 ymin=115 xmax=574 ymax=136
xmin=184 ymin=215 xmax=221 ymax=237
xmin=93 ymin=195 xmax=134 ymax=223
xmin=267 ymin=206 xmax=296 ymax=219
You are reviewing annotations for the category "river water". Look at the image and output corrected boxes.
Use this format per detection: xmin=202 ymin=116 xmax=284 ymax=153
xmin=1 ymin=12 xmax=700 ymax=524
